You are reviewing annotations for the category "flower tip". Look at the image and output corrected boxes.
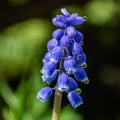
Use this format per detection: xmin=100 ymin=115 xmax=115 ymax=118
xmin=73 ymin=101 xmax=83 ymax=109
xmin=61 ymin=8 xmax=70 ymax=16
xmin=83 ymin=16 xmax=87 ymax=21
xmin=37 ymin=87 xmax=52 ymax=102
xmin=68 ymin=91 xmax=83 ymax=108
xmin=83 ymin=78 xmax=89 ymax=84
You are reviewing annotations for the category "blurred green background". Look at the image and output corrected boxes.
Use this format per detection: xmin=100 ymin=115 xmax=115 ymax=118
xmin=0 ymin=0 xmax=120 ymax=120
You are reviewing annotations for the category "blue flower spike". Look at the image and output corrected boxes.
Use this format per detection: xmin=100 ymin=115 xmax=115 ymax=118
xmin=37 ymin=8 xmax=89 ymax=109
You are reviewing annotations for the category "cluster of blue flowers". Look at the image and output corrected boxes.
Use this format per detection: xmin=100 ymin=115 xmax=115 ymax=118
xmin=37 ymin=8 xmax=89 ymax=108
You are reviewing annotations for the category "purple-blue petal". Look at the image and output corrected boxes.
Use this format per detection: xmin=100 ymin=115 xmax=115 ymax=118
xmin=57 ymin=73 xmax=69 ymax=92
xmin=67 ymin=91 xmax=83 ymax=108
xmin=71 ymin=16 xmax=85 ymax=25
xmin=42 ymin=70 xmax=58 ymax=82
xmin=52 ymin=18 xmax=66 ymax=27
xmin=74 ymin=67 xmax=88 ymax=82
xmin=61 ymin=8 xmax=70 ymax=16
xmin=47 ymin=38 xmax=58 ymax=51
xmin=72 ymin=42 xmax=83 ymax=56
xmin=68 ymin=77 xmax=78 ymax=92
xmin=60 ymin=35 xmax=71 ymax=48
xmin=76 ymin=52 xmax=86 ymax=65
xmin=37 ymin=87 xmax=52 ymax=102
xmin=74 ymin=31 xmax=84 ymax=44
xmin=66 ymin=13 xmax=78 ymax=24
xmin=50 ymin=46 xmax=62 ymax=63
xmin=43 ymin=52 xmax=52 ymax=63
xmin=41 ymin=61 xmax=56 ymax=76
xmin=66 ymin=26 xmax=76 ymax=37
xmin=64 ymin=56 xmax=77 ymax=74
xmin=52 ymin=28 xmax=64 ymax=40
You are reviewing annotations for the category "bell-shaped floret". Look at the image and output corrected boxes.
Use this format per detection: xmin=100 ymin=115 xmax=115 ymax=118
xmin=47 ymin=38 xmax=58 ymax=51
xmin=37 ymin=87 xmax=52 ymax=102
xmin=60 ymin=35 xmax=71 ymax=48
xmin=69 ymin=14 xmax=86 ymax=26
xmin=41 ymin=61 xmax=56 ymax=76
xmin=66 ymin=26 xmax=76 ymax=37
xmin=74 ymin=67 xmax=89 ymax=84
xmin=50 ymin=46 xmax=62 ymax=63
xmin=68 ymin=77 xmax=78 ymax=92
xmin=52 ymin=8 xmax=86 ymax=27
xmin=74 ymin=31 xmax=84 ymax=45
xmin=64 ymin=56 xmax=77 ymax=74
xmin=57 ymin=73 xmax=69 ymax=92
xmin=42 ymin=52 xmax=52 ymax=63
xmin=76 ymin=52 xmax=86 ymax=65
xmin=42 ymin=70 xmax=57 ymax=83
xmin=72 ymin=42 xmax=83 ymax=57
xmin=52 ymin=15 xmax=66 ymax=27
xmin=67 ymin=91 xmax=83 ymax=108
xmin=61 ymin=8 xmax=70 ymax=16
xmin=52 ymin=28 xmax=64 ymax=40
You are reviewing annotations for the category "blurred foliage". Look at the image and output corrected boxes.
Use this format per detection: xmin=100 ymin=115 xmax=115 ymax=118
xmin=0 ymin=19 xmax=51 ymax=78
xmin=0 ymin=70 xmax=50 ymax=120
xmin=8 ymin=0 xmax=30 ymax=6
xmin=0 ymin=70 xmax=83 ymax=120
xmin=84 ymin=0 xmax=117 ymax=25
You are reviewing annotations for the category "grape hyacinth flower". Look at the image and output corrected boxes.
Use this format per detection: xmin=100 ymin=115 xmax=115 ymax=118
xmin=37 ymin=8 xmax=89 ymax=120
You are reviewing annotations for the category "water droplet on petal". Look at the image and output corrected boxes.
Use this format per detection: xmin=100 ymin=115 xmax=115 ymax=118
xmin=75 ymin=88 xmax=82 ymax=94
xmin=81 ymin=62 xmax=87 ymax=68
xmin=43 ymin=81 xmax=51 ymax=86
xmin=83 ymin=78 xmax=89 ymax=84
xmin=83 ymin=16 xmax=87 ymax=21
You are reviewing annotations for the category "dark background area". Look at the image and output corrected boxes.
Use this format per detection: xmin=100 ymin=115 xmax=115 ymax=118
xmin=0 ymin=0 xmax=120 ymax=120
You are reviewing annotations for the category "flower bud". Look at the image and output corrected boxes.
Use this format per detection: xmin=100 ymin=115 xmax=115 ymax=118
xmin=64 ymin=56 xmax=77 ymax=74
xmin=43 ymin=52 xmax=52 ymax=63
xmin=74 ymin=31 xmax=84 ymax=44
xmin=68 ymin=77 xmax=78 ymax=92
xmin=60 ymin=35 xmax=71 ymax=48
xmin=47 ymin=38 xmax=58 ymax=51
xmin=50 ymin=46 xmax=62 ymax=63
xmin=76 ymin=52 xmax=86 ymax=65
xmin=67 ymin=91 xmax=83 ymax=108
xmin=52 ymin=29 xmax=64 ymax=40
xmin=71 ymin=16 xmax=85 ymax=25
xmin=72 ymin=42 xmax=83 ymax=56
xmin=57 ymin=73 xmax=69 ymax=92
xmin=74 ymin=67 xmax=88 ymax=82
xmin=61 ymin=8 xmax=70 ymax=16
xmin=41 ymin=61 xmax=56 ymax=76
xmin=66 ymin=26 xmax=76 ymax=37
xmin=37 ymin=87 xmax=52 ymax=102
xmin=52 ymin=17 xmax=66 ymax=27
xmin=42 ymin=70 xmax=57 ymax=83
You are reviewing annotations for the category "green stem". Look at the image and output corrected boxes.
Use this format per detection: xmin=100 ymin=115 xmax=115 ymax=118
xmin=52 ymin=48 xmax=67 ymax=120
xmin=52 ymin=89 xmax=62 ymax=120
